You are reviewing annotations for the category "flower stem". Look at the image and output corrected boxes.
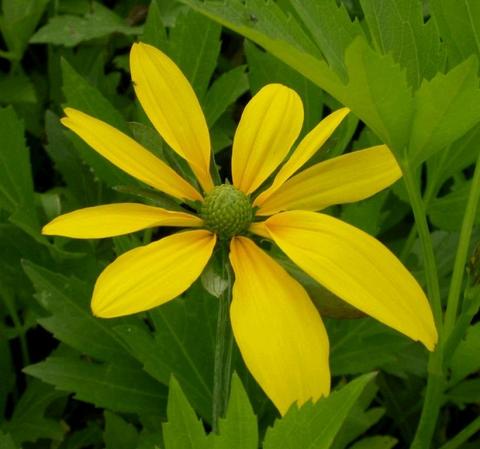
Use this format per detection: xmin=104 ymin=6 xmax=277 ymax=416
xmin=444 ymin=150 xmax=480 ymax=336
xmin=211 ymin=242 xmax=234 ymax=433
xmin=401 ymin=160 xmax=444 ymax=449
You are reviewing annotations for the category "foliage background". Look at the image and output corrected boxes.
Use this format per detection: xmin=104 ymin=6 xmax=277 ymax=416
xmin=1 ymin=0 xmax=480 ymax=448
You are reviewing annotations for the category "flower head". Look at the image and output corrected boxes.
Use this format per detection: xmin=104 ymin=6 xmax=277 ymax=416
xmin=43 ymin=42 xmax=437 ymax=415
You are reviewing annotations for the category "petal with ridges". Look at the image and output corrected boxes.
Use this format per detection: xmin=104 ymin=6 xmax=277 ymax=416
xmin=130 ymin=42 xmax=213 ymax=192
xmin=232 ymin=84 xmax=303 ymax=195
xmin=257 ymin=145 xmax=401 ymax=215
xmin=62 ymin=108 xmax=202 ymax=201
xmin=92 ymin=230 xmax=216 ymax=318
xmin=42 ymin=203 xmax=202 ymax=239
xmin=229 ymin=237 xmax=330 ymax=415
xmin=254 ymin=108 xmax=350 ymax=206
xmin=265 ymin=211 xmax=437 ymax=350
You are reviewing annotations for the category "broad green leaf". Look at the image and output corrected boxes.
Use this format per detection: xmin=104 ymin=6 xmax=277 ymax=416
xmin=210 ymin=373 xmax=258 ymax=449
xmin=104 ymin=411 xmax=139 ymax=449
xmin=1 ymin=381 xmax=66 ymax=445
xmin=0 ymin=107 xmax=42 ymax=240
xmin=23 ymin=261 xmax=133 ymax=363
xmin=263 ymin=373 xmax=377 ymax=449
xmin=61 ymin=59 xmax=134 ymax=187
xmin=24 ymin=355 xmax=166 ymax=415
xmin=0 ymin=432 xmax=17 ymax=449
xmin=0 ymin=0 xmax=49 ymax=59
xmin=409 ymin=57 xmax=480 ymax=165
xmin=162 ymin=377 xmax=208 ymax=449
xmin=115 ymin=287 xmax=216 ymax=421
xmin=361 ymin=0 xmax=444 ymax=88
xmin=245 ymin=41 xmax=324 ymax=133
xmin=168 ymin=8 xmax=221 ymax=99
xmin=446 ymin=379 xmax=480 ymax=407
xmin=204 ymin=65 xmax=249 ymax=127
xmin=287 ymin=0 xmax=364 ymax=79
xmin=0 ymin=73 xmax=36 ymax=104
xmin=450 ymin=323 xmax=480 ymax=384
xmin=431 ymin=0 xmax=480 ymax=67
xmin=349 ymin=436 xmax=398 ymax=449
xmin=30 ymin=2 xmax=142 ymax=47
xmin=141 ymin=0 xmax=168 ymax=49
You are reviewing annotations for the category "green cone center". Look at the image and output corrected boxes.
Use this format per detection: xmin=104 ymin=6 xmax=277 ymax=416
xmin=201 ymin=184 xmax=254 ymax=239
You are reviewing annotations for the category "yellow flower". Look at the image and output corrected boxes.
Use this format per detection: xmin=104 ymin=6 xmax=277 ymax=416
xmin=43 ymin=42 xmax=437 ymax=416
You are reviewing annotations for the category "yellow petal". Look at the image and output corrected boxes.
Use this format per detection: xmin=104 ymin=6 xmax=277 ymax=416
xmin=130 ymin=42 xmax=213 ymax=192
xmin=62 ymin=108 xmax=202 ymax=201
xmin=231 ymin=84 xmax=303 ymax=195
xmin=264 ymin=211 xmax=437 ymax=350
xmin=254 ymin=108 xmax=350 ymax=206
xmin=92 ymin=230 xmax=216 ymax=318
xmin=257 ymin=145 xmax=401 ymax=216
xmin=42 ymin=203 xmax=202 ymax=239
xmin=229 ymin=236 xmax=330 ymax=415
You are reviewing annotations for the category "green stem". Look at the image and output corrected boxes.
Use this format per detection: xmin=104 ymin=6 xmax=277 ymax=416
xmin=401 ymin=161 xmax=444 ymax=449
xmin=438 ymin=416 xmax=480 ymax=449
xmin=444 ymin=151 xmax=480 ymax=336
xmin=401 ymin=162 xmax=443 ymax=327
xmin=211 ymin=243 xmax=234 ymax=433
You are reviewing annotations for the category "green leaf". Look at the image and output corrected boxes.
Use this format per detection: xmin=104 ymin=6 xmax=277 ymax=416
xmin=162 ymin=377 xmax=208 ymax=449
xmin=115 ymin=287 xmax=216 ymax=421
xmin=0 ymin=0 xmax=49 ymax=59
xmin=431 ymin=0 xmax=480 ymax=66
xmin=1 ymin=380 xmax=66 ymax=445
xmin=168 ymin=8 xmax=221 ymax=99
xmin=0 ymin=73 xmax=36 ymax=104
xmin=211 ymin=373 xmax=258 ymax=449
xmin=141 ymin=0 xmax=168 ymax=49
xmin=287 ymin=0 xmax=364 ymax=79
xmin=24 ymin=355 xmax=166 ymax=415
xmin=204 ymin=65 xmax=249 ymax=127
xmin=61 ymin=59 xmax=134 ymax=187
xmin=30 ymin=2 xmax=142 ymax=47
xmin=360 ymin=0 xmax=444 ymax=88
xmin=450 ymin=323 xmax=480 ymax=384
xmin=23 ymin=261 xmax=133 ymax=363
xmin=349 ymin=435 xmax=398 ymax=449
xmin=0 ymin=432 xmax=17 ymax=449
xmin=409 ymin=57 xmax=480 ymax=165
xmin=104 ymin=411 xmax=139 ymax=449
xmin=263 ymin=373 xmax=377 ymax=449
xmin=0 ymin=106 xmax=42 ymax=240
xmin=446 ymin=379 xmax=480 ymax=407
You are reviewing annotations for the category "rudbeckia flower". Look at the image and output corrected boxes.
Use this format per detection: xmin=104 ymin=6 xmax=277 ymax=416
xmin=43 ymin=42 xmax=437 ymax=415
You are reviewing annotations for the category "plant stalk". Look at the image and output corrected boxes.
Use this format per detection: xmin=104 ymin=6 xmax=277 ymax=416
xmin=211 ymin=242 xmax=234 ymax=433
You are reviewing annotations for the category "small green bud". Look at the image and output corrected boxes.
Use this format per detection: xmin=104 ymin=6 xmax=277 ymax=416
xmin=201 ymin=184 xmax=254 ymax=239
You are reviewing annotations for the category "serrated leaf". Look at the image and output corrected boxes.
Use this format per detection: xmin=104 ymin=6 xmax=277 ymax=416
xmin=30 ymin=2 xmax=141 ymax=47
xmin=263 ymin=373 xmax=377 ymax=449
xmin=1 ymin=380 xmax=66 ymax=445
xmin=361 ymin=0 xmax=444 ymax=88
xmin=24 ymin=356 xmax=166 ymax=415
xmin=23 ymin=261 xmax=133 ymax=363
xmin=104 ymin=411 xmax=139 ymax=449
xmin=115 ymin=287 xmax=216 ymax=421
xmin=162 ymin=377 xmax=208 ymax=449
xmin=210 ymin=373 xmax=258 ymax=449
xmin=0 ymin=106 xmax=43 ymax=241
xmin=409 ymin=57 xmax=480 ymax=165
